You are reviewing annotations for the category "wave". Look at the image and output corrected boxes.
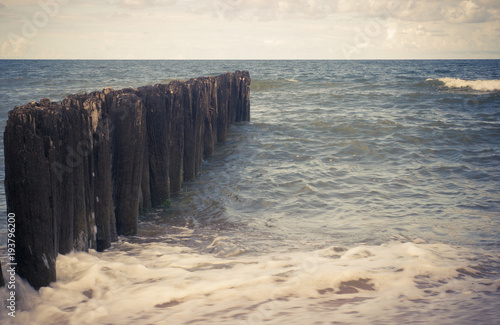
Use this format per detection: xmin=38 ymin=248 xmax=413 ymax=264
xmin=250 ymin=78 xmax=300 ymax=92
xmin=426 ymin=77 xmax=500 ymax=92
xmin=2 ymin=240 xmax=497 ymax=324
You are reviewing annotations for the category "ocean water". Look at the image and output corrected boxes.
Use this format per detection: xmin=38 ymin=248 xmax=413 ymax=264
xmin=0 ymin=60 xmax=499 ymax=324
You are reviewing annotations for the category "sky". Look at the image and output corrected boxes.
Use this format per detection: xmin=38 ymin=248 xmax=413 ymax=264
xmin=0 ymin=0 xmax=499 ymax=59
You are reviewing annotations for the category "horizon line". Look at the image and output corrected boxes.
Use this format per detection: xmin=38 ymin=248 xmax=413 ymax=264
xmin=1 ymin=58 xmax=499 ymax=61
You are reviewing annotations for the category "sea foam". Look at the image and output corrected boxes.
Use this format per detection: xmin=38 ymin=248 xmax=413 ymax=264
xmin=1 ymin=240 xmax=497 ymax=325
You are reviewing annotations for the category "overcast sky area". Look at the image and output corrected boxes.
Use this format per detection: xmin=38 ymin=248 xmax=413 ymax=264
xmin=1 ymin=0 xmax=499 ymax=59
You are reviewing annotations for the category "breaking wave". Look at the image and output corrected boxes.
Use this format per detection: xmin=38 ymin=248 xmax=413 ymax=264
xmin=1 ymin=239 xmax=498 ymax=325
xmin=427 ymin=77 xmax=500 ymax=92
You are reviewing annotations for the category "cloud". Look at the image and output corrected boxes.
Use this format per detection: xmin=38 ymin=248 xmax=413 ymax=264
xmin=1 ymin=0 xmax=497 ymax=59
xmin=188 ymin=0 xmax=500 ymax=23
xmin=386 ymin=23 xmax=397 ymax=40
xmin=111 ymin=10 xmax=131 ymax=18
xmin=110 ymin=0 xmax=177 ymax=9
xmin=445 ymin=0 xmax=491 ymax=23
xmin=1 ymin=37 xmax=28 ymax=57
xmin=93 ymin=0 xmax=500 ymax=24
xmin=120 ymin=0 xmax=150 ymax=8
xmin=213 ymin=0 xmax=335 ymax=20
xmin=379 ymin=18 xmax=499 ymax=57
xmin=346 ymin=0 xmax=499 ymax=24
xmin=334 ymin=1 xmax=499 ymax=59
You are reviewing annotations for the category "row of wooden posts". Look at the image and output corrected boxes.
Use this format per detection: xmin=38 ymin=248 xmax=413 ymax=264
xmin=1 ymin=71 xmax=251 ymax=289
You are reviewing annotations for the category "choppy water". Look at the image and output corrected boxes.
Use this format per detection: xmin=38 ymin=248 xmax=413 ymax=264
xmin=0 ymin=60 xmax=499 ymax=324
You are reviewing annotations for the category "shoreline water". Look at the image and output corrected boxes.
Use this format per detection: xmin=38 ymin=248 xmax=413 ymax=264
xmin=1 ymin=60 xmax=499 ymax=324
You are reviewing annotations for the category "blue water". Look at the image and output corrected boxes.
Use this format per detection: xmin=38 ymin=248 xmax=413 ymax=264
xmin=0 ymin=60 xmax=499 ymax=324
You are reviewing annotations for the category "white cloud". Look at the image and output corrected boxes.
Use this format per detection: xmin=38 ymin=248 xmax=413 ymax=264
xmin=445 ymin=0 xmax=490 ymax=23
xmin=0 ymin=0 xmax=498 ymax=59
xmin=1 ymin=37 xmax=28 ymax=57
xmin=121 ymin=0 xmax=146 ymax=7
xmin=111 ymin=10 xmax=131 ymax=18
xmin=379 ymin=19 xmax=499 ymax=57
xmin=386 ymin=22 xmax=397 ymax=40
xmin=74 ymin=0 xmax=500 ymax=24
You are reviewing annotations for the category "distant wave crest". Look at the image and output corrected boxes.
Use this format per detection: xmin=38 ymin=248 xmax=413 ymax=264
xmin=427 ymin=77 xmax=500 ymax=92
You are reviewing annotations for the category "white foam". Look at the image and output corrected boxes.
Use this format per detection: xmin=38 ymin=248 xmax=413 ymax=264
xmin=1 ymin=241 xmax=498 ymax=324
xmin=427 ymin=77 xmax=500 ymax=91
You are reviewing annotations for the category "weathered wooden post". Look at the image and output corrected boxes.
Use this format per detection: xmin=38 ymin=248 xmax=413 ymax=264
xmin=3 ymin=71 xmax=251 ymax=289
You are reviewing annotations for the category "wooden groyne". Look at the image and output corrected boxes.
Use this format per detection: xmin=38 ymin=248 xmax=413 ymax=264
xmin=2 ymin=71 xmax=250 ymax=289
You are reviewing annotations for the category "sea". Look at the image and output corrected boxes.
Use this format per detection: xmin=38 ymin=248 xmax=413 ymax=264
xmin=0 ymin=60 xmax=499 ymax=324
